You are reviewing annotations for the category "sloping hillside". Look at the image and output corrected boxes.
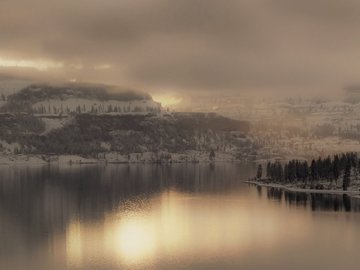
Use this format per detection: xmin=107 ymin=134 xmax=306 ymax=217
xmin=0 ymin=82 xmax=253 ymax=161
xmin=0 ymin=113 xmax=251 ymax=158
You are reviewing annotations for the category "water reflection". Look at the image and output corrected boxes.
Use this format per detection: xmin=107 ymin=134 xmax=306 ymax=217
xmin=0 ymin=163 xmax=254 ymax=269
xmin=264 ymin=187 xmax=360 ymax=212
xmin=0 ymin=164 xmax=252 ymax=235
xmin=0 ymin=164 xmax=360 ymax=270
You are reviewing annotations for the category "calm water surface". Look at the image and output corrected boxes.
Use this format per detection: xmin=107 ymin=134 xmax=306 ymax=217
xmin=0 ymin=163 xmax=359 ymax=270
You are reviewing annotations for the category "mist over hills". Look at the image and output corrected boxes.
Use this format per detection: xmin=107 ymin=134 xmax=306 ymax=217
xmin=0 ymin=81 xmax=252 ymax=163
xmin=2 ymin=75 xmax=360 ymax=163
xmin=1 ymin=83 xmax=159 ymax=115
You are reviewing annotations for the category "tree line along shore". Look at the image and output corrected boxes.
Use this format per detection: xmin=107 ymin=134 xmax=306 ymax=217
xmin=252 ymin=152 xmax=360 ymax=192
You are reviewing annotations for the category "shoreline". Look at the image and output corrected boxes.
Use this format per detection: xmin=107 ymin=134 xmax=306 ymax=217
xmin=244 ymin=180 xmax=360 ymax=198
xmin=0 ymin=153 xmax=250 ymax=166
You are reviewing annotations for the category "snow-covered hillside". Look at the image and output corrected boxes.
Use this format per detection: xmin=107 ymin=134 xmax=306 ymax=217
xmin=244 ymin=97 xmax=360 ymax=161
xmin=32 ymin=98 xmax=161 ymax=115
xmin=2 ymin=83 xmax=162 ymax=115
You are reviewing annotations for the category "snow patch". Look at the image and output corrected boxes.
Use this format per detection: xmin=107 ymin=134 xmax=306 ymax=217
xmin=40 ymin=117 xmax=70 ymax=134
xmin=0 ymin=140 xmax=21 ymax=154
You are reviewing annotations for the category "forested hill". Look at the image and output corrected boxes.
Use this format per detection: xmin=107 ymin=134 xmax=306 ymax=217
xmin=0 ymin=82 xmax=253 ymax=161
xmin=0 ymin=83 xmax=161 ymax=114
xmin=0 ymin=112 xmax=252 ymax=159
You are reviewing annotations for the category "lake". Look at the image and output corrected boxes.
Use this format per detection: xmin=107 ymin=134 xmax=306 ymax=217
xmin=0 ymin=163 xmax=359 ymax=270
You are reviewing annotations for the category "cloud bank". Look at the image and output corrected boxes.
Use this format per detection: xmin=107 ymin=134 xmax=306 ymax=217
xmin=1 ymin=0 xmax=360 ymax=96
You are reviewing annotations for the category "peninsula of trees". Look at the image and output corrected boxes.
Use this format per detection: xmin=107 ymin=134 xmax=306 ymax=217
xmin=253 ymin=152 xmax=360 ymax=191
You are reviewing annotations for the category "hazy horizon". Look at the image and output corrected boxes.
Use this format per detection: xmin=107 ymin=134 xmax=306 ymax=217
xmin=1 ymin=2 xmax=360 ymax=270
xmin=1 ymin=0 xmax=360 ymax=102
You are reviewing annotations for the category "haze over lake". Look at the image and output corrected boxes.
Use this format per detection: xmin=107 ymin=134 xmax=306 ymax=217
xmin=0 ymin=164 xmax=359 ymax=270
xmin=2 ymin=1 xmax=360 ymax=269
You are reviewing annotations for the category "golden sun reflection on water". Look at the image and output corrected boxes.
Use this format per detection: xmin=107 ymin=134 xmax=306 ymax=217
xmin=106 ymin=216 xmax=157 ymax=264
xmin=66 ymin=221 xmax=83 ymax=267
xmin=65 ymin=190 xmax=311 ymax=267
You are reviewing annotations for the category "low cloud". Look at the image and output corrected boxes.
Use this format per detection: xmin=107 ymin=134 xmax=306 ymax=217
xmin=1 ymin=0 xmax=360 ymax=96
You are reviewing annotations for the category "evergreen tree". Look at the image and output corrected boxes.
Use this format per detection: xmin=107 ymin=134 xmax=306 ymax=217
xmin=209 ymin=149 xmax=215 ymax=161
xmin=343 ymin=160 xmax=351 ymax=191
xmin=310 ymin=160 xmax=317 ymax=183
xmin=266 ymin=162 xmax=271 ymax=178
xmin=256 ymin=164 xmax=263 ymax=179
xmin=284 ymin=164 xmax=289 ymax=182
xmin=303 ymin=161 xmax=309 ymax=184
xmin=333 ymin=155 xmax=340 ymax=184
xmin=288 ymin=160 xmax=296 ymax=182
xmin=277 ymin=162 xmax=284 ymax=182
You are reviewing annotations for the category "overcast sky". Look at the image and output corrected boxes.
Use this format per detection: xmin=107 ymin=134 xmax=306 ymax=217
xmin=1 ymin=0 xmax=360 ymax=96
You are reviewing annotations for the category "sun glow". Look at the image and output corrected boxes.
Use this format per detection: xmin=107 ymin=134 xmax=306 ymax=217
xmin=0 ymin=57 xmax=63 ymax=71
xmin=151 ymin=93 xmax=183 ymax=107
xmin=94 ymin=64 xmax=112 ymax=70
